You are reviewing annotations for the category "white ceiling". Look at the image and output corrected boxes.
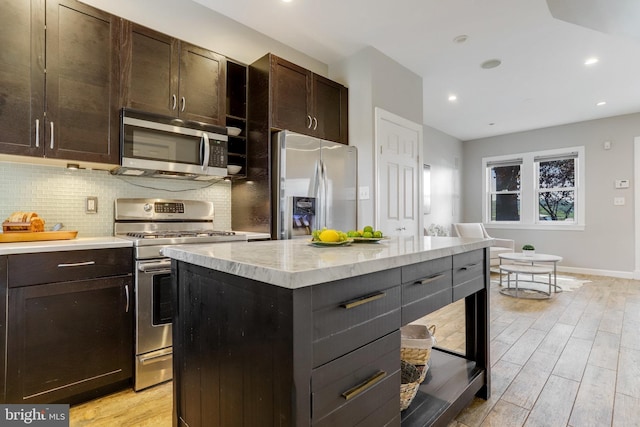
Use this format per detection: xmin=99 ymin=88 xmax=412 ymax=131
xmin=193 ymin=0 xmax=640 ymax=141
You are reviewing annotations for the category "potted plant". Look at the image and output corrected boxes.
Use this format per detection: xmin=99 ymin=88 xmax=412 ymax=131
xmin=522 ymin=244 xmax=535 ymax=256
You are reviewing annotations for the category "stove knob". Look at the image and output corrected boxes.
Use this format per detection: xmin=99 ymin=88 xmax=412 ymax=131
xmin=143 ymin=203 xmax=153 ymax=213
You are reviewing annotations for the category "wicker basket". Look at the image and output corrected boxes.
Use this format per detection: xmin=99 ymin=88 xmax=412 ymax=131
xmin=400 ymin=360 xmax=421 ymax=411
xmin=400 ymin=324 xmax=436 ymax=366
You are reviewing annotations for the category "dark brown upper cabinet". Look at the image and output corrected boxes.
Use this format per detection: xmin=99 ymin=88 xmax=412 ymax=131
xmin=121 ymin=22 xmax=226 ymax=126
xmin=270 ymin=55 xmax=348 ymax=144
xmin=0 ymin=0 xmax=120 ymax=164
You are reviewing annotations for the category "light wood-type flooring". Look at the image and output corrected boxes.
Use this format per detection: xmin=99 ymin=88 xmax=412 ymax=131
xmin=69 ymin=273 xmax=640 ymax=427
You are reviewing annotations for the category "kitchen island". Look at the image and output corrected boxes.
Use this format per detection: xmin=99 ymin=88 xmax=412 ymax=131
xmin=163 ymin=236 xmax=492 ymax=427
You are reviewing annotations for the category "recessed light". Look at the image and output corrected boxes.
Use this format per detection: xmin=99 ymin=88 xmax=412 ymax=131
xmin=585 ymin=57 xmax=599 ymax=66
xmin=596 ymin=101 xmax=607 ymax=106
xmin=453 ymin=35 xmax=468 ymax=44
xmin=282 ymin=0 xmax=293 ymax=2
xmin=481 ymin=59 xmax=502 ymax=69
xmin=448 ymin=95 xmax=458 ymax=102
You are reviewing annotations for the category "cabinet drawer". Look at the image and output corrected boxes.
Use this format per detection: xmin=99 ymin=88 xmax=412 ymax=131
xmin=452 ymin=249 xmax=485 ymax=300
xmin=8 ymin=248 xmax=132 ymax=288
xmin=401 ymin=256 xmax=451 ymax=284
xmin=312 ymin=331 xmax=400 ymax=426
xmin=312 ymin=269 xmax=401 ymax=367
xmin=401 ymin=257 xmax=453 ymax=324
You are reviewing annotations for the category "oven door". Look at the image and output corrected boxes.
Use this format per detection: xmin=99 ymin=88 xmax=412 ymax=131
xmin=134 ymin=258 xmax=175 ymax=390
xmin=136 ymin=259 xmax=173 ymax=355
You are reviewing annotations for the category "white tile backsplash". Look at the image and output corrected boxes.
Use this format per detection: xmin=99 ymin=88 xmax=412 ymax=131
xmin=0 ymin=161 xmax=232 ymax=237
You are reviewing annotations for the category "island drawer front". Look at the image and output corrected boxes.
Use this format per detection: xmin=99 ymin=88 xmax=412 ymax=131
xmin=401 ymin=256 xmax=452 ymax=285
xmin=313 ymin=286 xmax=401 ymax=367
xmin=402 ymin=287 xmax=452 ymax=324
xmin=452 ymin=249 xmax=485 ymax=300
xmin=312 ymin=331 xmax=400 ymax=426
xmin=8 ymin=248 xmax=133 ymax=288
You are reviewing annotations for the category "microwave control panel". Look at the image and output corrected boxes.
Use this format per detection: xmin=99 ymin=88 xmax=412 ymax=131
xmin=209 ymin=140 xmax=228 ymax=168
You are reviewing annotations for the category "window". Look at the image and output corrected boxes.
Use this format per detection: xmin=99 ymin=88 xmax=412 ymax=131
xmin=488 ymin=160 xmax=522 ymax=221
xmin=482 ymin=147 xmax=584 ymax=229
xmin=536 ymin=154 xmax=577 ymax=222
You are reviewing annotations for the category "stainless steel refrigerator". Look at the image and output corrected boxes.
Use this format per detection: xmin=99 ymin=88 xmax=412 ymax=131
xmin=272 ymin=131 xmax=357 ymax=239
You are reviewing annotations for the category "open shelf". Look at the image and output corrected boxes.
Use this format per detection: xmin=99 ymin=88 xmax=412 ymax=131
xmin=401 ymin=349 xmax=485 ymax=427
xmin=226 ymin=60 xmax=248 ymax=178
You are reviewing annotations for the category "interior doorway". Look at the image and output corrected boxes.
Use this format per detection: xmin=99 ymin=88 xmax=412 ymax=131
xmin=374 ymin=108 xmax=423 ymax=238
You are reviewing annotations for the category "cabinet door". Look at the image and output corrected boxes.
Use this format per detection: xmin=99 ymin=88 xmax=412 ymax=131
xmin=0 ymin=0 xmax=44 ymax=156
xmin=178 ymin=43 xmax=226 ymax=125
xmin=270 ymin=56 xmax=312 ymax=134
xmin=313 ymin=74 xmax=349 ymax=144
xmin=6 ymin=276 xmax=133 ymax=404
xmin=122 ymin=22 xmax=179 ymax=116
xmin=45 ymin=0 xmax=120 ymax=164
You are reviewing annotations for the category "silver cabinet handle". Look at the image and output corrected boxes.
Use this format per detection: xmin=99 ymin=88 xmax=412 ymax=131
xmin=125 ymin=284 xmax=130 ymax=313
xmin=312 ymin=117 xmax=318 ymax=130
xmin=181 ymin=97 xmax=186 ymax=112
xmin=396 ymin=227 xmax=406 ymax=231
xmin=172 ymin=94 xmax=177 ymax=110
xmin=50 ymin=122 xmax=54 ymax=149
xmin=35 ymin=119 xmax=39 ymax=147
xmin=57 ymin=261 xmax=95 ymax=268
xmin=307 ymin=115 xmax=312 ymax=128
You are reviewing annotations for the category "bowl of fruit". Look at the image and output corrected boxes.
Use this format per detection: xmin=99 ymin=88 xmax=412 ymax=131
xmin=346 ymin=225 xmax=386 ymax=243
xmin=310 ymin=228 xmax=352 ymax=247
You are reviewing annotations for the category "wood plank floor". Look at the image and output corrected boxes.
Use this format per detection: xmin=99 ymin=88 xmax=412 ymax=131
xmin=69 ymin=273 xmax=640 ymax=427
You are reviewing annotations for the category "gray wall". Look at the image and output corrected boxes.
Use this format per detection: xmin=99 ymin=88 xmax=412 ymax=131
xmin=423 ymin=125 xmax=464 ymax=236
xmin=331 ymin=47 xmax=423 ymax=229
xmin=463 ymin=112 xmax=640 ymax=276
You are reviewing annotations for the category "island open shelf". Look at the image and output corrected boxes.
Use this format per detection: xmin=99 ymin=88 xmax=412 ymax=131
xmin=401 ymin=349 xmax=485 ymax=426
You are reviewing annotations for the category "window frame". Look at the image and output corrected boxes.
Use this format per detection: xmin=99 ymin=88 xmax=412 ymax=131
xmin=482 ymin=146 xmax=585 ymax=231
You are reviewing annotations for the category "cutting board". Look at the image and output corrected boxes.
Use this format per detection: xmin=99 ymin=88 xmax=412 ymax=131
xmin=0 ymin=231 xmax=78 ymax=243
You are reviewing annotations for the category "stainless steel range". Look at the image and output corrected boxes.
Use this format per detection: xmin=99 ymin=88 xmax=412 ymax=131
xmin=114 ymin=198 xmax=247 ymax=391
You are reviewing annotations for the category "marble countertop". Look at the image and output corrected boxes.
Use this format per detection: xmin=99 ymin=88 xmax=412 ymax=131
xmin=162 ymin=236 xmax=492 ymax=289
xmin=0 ymin=237 xmax=132 ymax=255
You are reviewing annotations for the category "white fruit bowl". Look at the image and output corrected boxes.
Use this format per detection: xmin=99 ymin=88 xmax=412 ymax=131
xmin=226 ymin=126 xmax=242 ymax=136
xmin=227 ymin=165 xmax=242 ymax=175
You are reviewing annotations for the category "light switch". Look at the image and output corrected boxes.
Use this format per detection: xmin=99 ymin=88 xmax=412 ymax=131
xmin=86 ymin=196 xmax=98 ymax=213
xmin=615 ymin=179 xmax=630 ymax=189
xmin=614 ymin=197 xmax=625 ymax=206
xmin=358 ymin=186 xmax=370 ymax=200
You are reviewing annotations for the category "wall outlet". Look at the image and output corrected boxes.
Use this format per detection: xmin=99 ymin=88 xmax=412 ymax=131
xmin=614 ymin=197 xmax=625 ymax=206
xmin=86 ymin=196 xmax=98 ymax=213
xmin=358 ymin=186 xmax=370 ymax=200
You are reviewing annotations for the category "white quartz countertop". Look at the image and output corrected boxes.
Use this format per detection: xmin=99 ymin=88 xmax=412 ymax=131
xmin=162 ymin=236 xmax=492 ymax=289
xmin=0 ymin=237 xmax=133 ymax=255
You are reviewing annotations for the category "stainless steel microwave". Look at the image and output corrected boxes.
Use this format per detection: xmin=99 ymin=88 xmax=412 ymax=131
xmin=112 ymin=109 xmax=228 ymax=180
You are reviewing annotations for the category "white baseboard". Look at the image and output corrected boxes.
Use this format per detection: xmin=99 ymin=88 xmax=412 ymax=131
xmin=557 ymin=266 xmax=634 ymax=279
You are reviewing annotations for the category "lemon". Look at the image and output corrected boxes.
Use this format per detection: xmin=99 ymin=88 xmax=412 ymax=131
xmin=319 ymin=229 xmax=340 ymax=242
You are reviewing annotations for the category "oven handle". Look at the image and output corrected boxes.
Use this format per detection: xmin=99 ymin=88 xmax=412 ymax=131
xmin=138 ymin=260 xmax=172 ymax=273
xmin=140 ymin=352 xmax=173 ymax=365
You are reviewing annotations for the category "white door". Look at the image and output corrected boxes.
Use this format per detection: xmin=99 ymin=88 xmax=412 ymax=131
xmin=375 ymin=108 xmax=423 ymax=238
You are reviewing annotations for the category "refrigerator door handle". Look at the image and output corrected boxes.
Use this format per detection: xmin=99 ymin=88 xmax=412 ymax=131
xmin=320 ymin=159 xmax=328 ymax=229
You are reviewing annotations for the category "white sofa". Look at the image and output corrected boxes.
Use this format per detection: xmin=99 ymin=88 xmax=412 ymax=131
xmin=453 ymin=223 xmax=515 ymax=267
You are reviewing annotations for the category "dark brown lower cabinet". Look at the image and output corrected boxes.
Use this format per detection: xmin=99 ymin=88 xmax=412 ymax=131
xmin=172 ymin=247 xmax=490 ymax=427
xmin=5 ymin=249 xmax=133 ymax=404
